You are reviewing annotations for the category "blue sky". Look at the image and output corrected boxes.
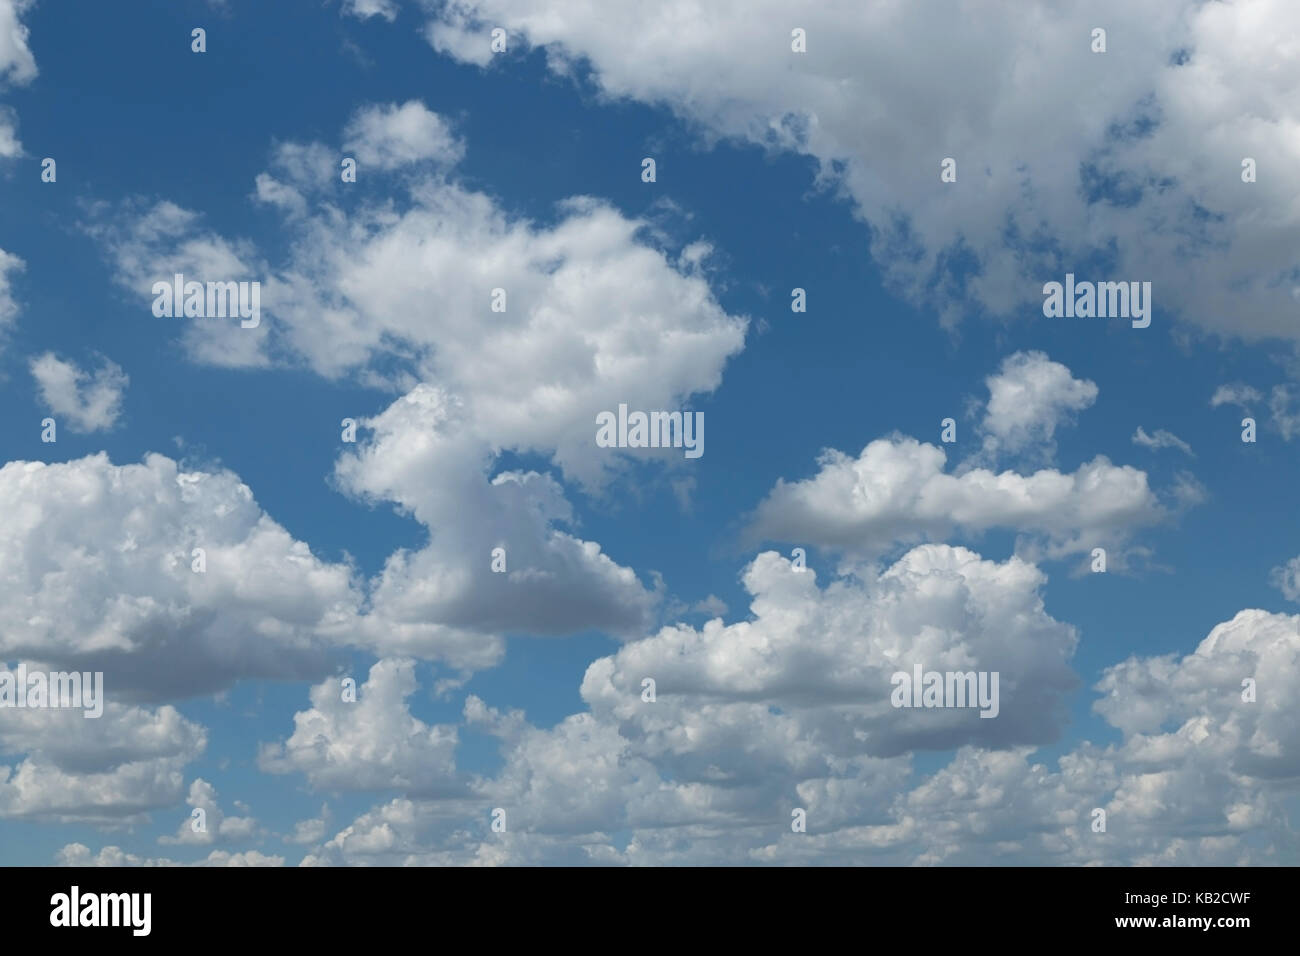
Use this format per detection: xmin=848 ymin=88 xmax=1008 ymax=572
xmin=1 ymin=0 xmax=1298 ymax=866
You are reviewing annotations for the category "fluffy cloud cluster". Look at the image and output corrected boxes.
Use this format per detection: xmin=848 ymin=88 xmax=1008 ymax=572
xmin=259 ymin=659 xmax=461 ymax=793
xmin=748 ymin=437 xmax=1164 ymax=562
xmin=745 ymin=351 xmax=1194 ymax=566
xmin=578 ymin=547 xmax=1079 ymax=759
xmin=21 ymin=24 xmax=1284 ymax=862
xmin=334 ymin=386 xmax=656 ymax=666
xmin=0 ymin=697 xmax=206 ymax=824
xmin=0 ymin=452 xmax=364 ymax=701
xmin=262 ymin=543 xmax=1077 ymax=863
xmin=81 ymin=100 xmax=744 ymax=668
xmin=92 ymin=99 xmax=748 ymax=489
xmin=1096 ymin=609 xmax=1300 ymax=772
xmin=419 ymin=0 xmax=1300 ymax=343
xmin=279 ymin=563 xmax=1300 ymax=866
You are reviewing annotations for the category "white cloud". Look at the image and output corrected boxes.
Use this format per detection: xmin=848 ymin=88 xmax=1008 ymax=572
xmin=29 ymin=353 xmax=129 ymax=433
xmin=158 ymin=778 xmax=258 ymax=845
xmin=0 ymin=696 xmax=206 ymax=823
xmin=744 ymin=354 xmax=1190 ymax=567
xmin=747 ymin=436 xmax=1166 ymax=563
xmin=0 ymin=0 xmax=36 ymax=86
xmin=84 ymin=199 xmax=270 ymax=369
xmin=342 ymin=100 xmax=464 ymax=169
xmin=1132 ymin=425 xmax=1194 ymax=456
xmin=0 ymin=0 xmax=36 ymax=158
xmin=1094 ymin=608 xmax=1300 ymax=778
xmin=333 ymin=386 xmax=657 ymax=663
xmin=300 ymin=796 xmax=510 ymax=865
xmin=83 ymin=103 xmax=742 ymax=666
xmin=423 ymin=6 xmax=496 ymax=68
xmin=0 ymin=694 xmax=203 ymax=775
xmin=979 ymin=351 xmax=1097 ymax=459
xmin=91 ymin=102 xmax=748 ymax=490
xmin=0 ymin=453 xmax=366 ymax=701
xmin=259 ymin=659 xmax=461 ymax=793
xmin=305 ymin=600 xmax=1300 ymax=865
xmin=418 ymin=0 xmax=1300 ymax=343
xmin=2 ymin=386 xmax=660 ymax=697
xmin=578 ymin=547 xmax=1079 ymax=761
xmin=301 ymin=543 xmax=1082 ymax=863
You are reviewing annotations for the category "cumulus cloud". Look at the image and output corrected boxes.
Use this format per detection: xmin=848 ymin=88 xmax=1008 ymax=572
xmin=1094 ymin=609 xmax=1300 ymax=779
xmin=578 ymin=547 xmax=1079 ymax=759
xmin=158 ymin=778 xmax=258 ymax=846
xmin=1132 ymin=425 xmax=1194 ymax=456
xmin=0 ymin=453 xmax=365 ymax=701
xmin=259 ymin=659 xmax=461 ymax=793
xmin=90 ymin=100 xmax=748 ymax=488
xmin=300 ymin=543 xmax=1084 ymax=864
xmin=0 ymin=435 xmax=592 ymax=705
xmin=300 ymin=796 xmax=513 ymax=866
xmin=779 ymin=607 xmax=1298 ymax=865
xmin=343 ymin=100 xmax=464 ymax=169
xmin=333 ymin=386 xmax=657 ymax=664
xmin=417 ymin=0 xmax=1300 ymax=343
xmin=303 ymin=600 xmax=1300 ymax=865
xmin=31 ymin=25 xmax=1290 ymax=867
xmin=0 ymin=695 xmax=206 ymax=823
xmin=978 ymin=351 xmax=1097 ymax=460
xmin=29 ymin=353 xmax=129 ymax=433
xmin=747 ymin=436 xmax=1166 ymax=564
xmin=82 ymin=102 xmax=739 ymax=666
xmin=743 ymin=352 xmax=1193 ymax=567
